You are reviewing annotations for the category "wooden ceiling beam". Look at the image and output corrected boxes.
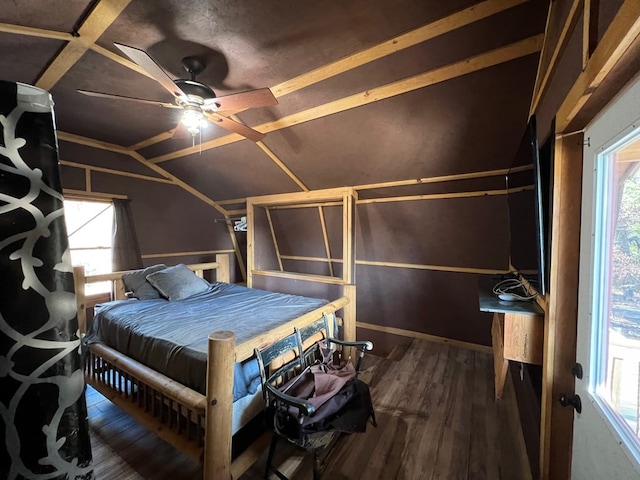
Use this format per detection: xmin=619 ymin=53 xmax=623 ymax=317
xmin=261 ymin=35 xmax=541 ymax=134
xmin=228 ymin=113 xmax=308 ymax=192
xmin=150 ymin=34 xmax=543 ymax=164
xmin=529 ymin=0 xmax=582 ymax=116
xmin=216 ymin=198 xmax=247 ymax=206
xmin=269 ymin=201 xmax=342 ymax=210
xmin=57 ymin=131 xmax=130 ymax=154
xmin=35 ymin=42 xmax=88 ymax=91
xmin=128 ymin=130 xmax=176 ymax=151
xmin=0 ymin=21 xmax=153 ymax=81
xmin=224 ymin=209 xmax=247 ymax=216
xmin=127 ymin=151 xmax=229 ymax=217
xmin=556 ymin=0 xmax=640 ymax=132
xmin=256 ymin=142 xmax=309 ymax=192
xmin=529 ymin=0 xmax=554 ymax=116
xmin=35 ymin=0 xmax=133 ymax=91
xmin=357 ymin=187 xmax=510 ymax=204
xmin=354 ymin=167 xmax=510 ymax=191
xmin=0 ymin=22 xmax=73 ymax=41
xmin=75 ymin=0 xmax=132 ymax=44
xmin=63 ymin=188 xmax=127 ymax=200
xmin=59 ymin=160 xmax=174 ymax=184
xmin=271 ymin=0 xmax=529 ymax=98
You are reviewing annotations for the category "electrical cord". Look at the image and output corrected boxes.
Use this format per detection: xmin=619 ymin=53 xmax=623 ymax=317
xmin=492 ymin=278 xmax=538 ymax=301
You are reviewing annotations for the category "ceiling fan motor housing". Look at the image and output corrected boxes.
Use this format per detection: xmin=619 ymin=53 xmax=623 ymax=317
xmin=174 ymin=79 xmax=216 ymax=105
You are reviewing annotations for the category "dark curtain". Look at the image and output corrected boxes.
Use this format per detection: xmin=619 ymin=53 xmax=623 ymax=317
xmin=112 ymin=198 xmax=143 ymax=271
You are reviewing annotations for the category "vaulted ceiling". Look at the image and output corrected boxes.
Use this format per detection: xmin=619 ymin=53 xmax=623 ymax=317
xmin=1 ymin=0 xmax=548 ymax=205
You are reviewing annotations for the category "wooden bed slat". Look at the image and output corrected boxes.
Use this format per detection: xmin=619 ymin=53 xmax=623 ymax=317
xmin=89 ymin=342 xmax=207 ymax=413
xmin=88 ymin=376 xmax=203 ymax=463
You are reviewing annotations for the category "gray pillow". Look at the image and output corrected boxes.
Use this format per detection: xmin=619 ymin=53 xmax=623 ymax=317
xmin=122 ymin=264 xmax=167 ymax=300
xmin=146 ymin=264 xmax=210 ymax=301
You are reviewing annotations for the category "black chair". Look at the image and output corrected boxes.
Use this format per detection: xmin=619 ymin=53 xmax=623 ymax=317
xmin=254 ymin=315 xmax=375 ymax=480
xmin=296 ymin=314 xmax=373 ymax=372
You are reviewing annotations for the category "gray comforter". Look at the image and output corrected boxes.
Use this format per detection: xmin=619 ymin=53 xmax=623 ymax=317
xmin=84 ymin=282 xmax=328 ymax=401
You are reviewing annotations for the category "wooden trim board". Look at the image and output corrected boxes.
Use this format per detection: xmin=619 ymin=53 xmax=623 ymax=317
xmin=556 ymin=0 xmax=640 ymax=131
xmin=529 ymin=0 xmax=582 ymax=116
xmin=35 ymin=0 xmax=133 ymax=91
xmin=63 ymin=188 xmax=127 ymax=200
xmin=357 ymin=321 xmax=493 ymax=354
xmin=140 ymin=249 xmax=235 ymax=259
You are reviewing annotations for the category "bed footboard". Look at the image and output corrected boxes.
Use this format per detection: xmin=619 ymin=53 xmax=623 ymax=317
xmin=85 ymin=343 xmax=207 ymax=462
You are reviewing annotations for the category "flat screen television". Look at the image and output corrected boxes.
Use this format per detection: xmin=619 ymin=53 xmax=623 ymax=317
xmin=506 ymin=115 xmax=553 ymax=295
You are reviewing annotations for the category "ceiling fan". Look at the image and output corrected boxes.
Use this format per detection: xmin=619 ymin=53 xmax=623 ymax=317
xmin=78 ymin=43 xmax=277 ymax=142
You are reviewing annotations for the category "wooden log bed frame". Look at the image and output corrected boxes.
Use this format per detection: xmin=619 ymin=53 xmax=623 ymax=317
xmin=74 ymin=253 xmax=356 ymax=479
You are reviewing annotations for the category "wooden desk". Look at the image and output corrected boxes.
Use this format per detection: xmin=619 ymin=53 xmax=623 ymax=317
xmin=479 ymin=277 xmax=544 ymax=399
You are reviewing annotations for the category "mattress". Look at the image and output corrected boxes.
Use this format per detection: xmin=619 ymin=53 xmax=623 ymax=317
xmin=83 ymin=282 xmax=328 ymax=402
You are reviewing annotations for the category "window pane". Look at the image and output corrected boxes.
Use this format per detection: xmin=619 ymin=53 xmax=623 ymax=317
xmin=65 ymin=200 xmax=113 ymax=249
xmin=595 ymin=130 xmax=640 ymax=448
xmin=64 ymin=199 xmax=113 ymax=295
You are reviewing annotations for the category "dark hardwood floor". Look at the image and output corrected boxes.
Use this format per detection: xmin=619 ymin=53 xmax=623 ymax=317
xmin=87 ymin=339 xmax=530 ymax=479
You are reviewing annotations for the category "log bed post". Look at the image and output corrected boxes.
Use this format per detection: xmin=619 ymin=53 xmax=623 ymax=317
xmin=343 ymin=284 xmax=356 ymax=342
xmin=204 ymin=330 xmax=236 ymax=480
xmin=343 ymin=284 xmax=356 ymax=360
xmin=215 ymin=253 xmax=231 ymax=283
xmin=73 ymin=265 xmax=87 ymax=335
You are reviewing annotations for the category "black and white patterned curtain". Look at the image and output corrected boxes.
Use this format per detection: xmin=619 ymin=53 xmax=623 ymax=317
xmin=0 ymin=81 xmax=93 ymax=479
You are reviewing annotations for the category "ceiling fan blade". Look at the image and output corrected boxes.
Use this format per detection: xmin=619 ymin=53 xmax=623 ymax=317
xmin=204 ymin=112 xmax=265 ymax=142
xmin=203 ymin=88 xmax=278 ymax=112
xmin=77 ymin=89 xmax=181 ymax=109
xmin=114 ymin=43 xmax=186 ymax=99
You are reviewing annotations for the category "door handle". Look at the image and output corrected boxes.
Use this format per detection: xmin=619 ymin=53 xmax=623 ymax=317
xmin=559 ymin=394 xmax=582 ymax=414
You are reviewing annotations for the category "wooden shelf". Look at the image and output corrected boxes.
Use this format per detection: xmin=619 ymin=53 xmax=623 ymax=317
xmin=478 ymin=276 xmax=544 ymax=399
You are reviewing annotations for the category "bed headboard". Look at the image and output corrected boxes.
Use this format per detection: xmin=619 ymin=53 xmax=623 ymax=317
xmin=73 ymin=253 xmax=231 ymax=334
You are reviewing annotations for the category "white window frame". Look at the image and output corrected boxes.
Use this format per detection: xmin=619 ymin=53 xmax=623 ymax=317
xmin=64 ymin=197 xmax=114 ymax=295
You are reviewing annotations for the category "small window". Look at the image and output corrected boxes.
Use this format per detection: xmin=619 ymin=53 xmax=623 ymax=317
xmin=592 ymin=126 xmax=640 ymax=458
xmin=64 ymin=199 xmax=114 ymax=295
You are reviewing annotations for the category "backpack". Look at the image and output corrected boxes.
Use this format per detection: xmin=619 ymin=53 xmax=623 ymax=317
xmin=271 ymin=358 xmax=375 ymax=439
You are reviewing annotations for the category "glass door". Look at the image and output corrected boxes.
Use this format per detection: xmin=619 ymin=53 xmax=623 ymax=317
xmin=572 ymin=75 xmax=640 ymax=479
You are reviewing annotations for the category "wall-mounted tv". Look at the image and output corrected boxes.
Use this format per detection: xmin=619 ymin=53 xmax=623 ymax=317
xmin=537 ymin=118 xmax=554 ymax=294
xmin=506 ymin=115 xmax=553 ymax=295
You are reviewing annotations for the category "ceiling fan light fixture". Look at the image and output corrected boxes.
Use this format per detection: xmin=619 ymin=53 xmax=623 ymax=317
xmin=182 ymin=106 xmax=205 ymax=136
